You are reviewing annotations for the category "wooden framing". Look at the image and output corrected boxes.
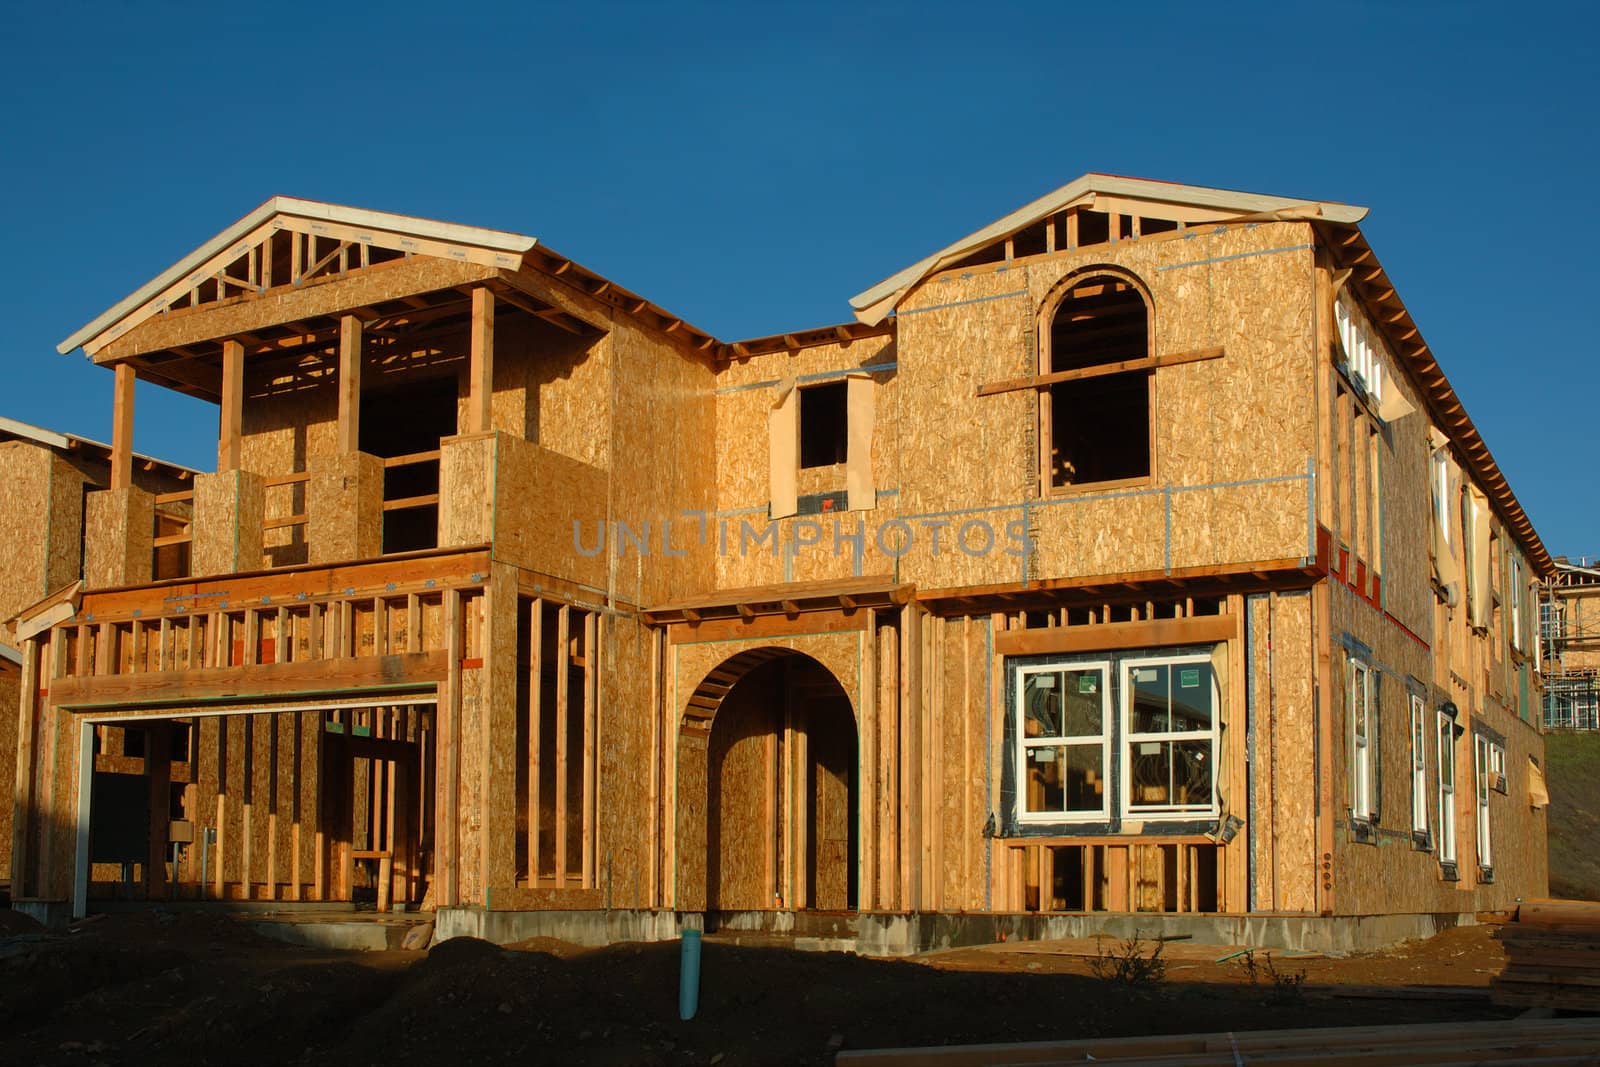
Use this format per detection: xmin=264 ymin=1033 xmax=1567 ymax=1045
xmin=110 ymin=363 xmax=135 ymax=490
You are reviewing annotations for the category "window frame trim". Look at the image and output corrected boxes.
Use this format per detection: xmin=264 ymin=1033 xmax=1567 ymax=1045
xmin=1437 ymin=709 xmax=1458 ymax=867
xmin=1013 ymin=659 xmax=1113 ymax=824
xmin=1118 ymin=652 xmax=1221 ymax=821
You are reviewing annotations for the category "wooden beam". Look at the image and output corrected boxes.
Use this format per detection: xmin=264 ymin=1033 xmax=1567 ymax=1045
xmin=976 ymin=346 xmax=1226 ymax=398
xmin=468 ymin=287 xmax=494 ymax=434
xmin=110 ymin=362 xmax=136 ymax=490
xmin=218 ymin=339 xmax=245 ymax=472
xmin=337 ymin=315 xmax=362 ymax=454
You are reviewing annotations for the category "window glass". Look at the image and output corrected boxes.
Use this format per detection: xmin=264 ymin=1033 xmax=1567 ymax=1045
xmin=1124 ymin=658 xmax=1217 ymax=815
xmin=1018 ymin=664 xmax=1107 ymax=818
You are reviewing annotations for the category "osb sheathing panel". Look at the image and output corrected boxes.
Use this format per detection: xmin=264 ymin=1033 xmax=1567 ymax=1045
xmin=457 ymin=661 xmax=487 ymax=904
xmin=439 ymin=434 xmax=495 ymax=547
xmin=0 ymin=668 xmax=18 ymax=880
xmin=84 ymin=488 xmax=154 ymax=590
xmin=707 ymin=668 xmax=776 ymax=909
xmin=1327 ymin=577 xmax=1545 ymax=915
xmin=481 ymin=567 xmax=520 ymax=897
xmin=191 ymin=469 xmax=266 ymax=576
xmin=606 ymin=322 xmax=719 ymax=606
xmin=0 ymin=443 xmax=58 ymax=623
xmin=933 ymin=614 xmax=989 ymax=911
xmin=708 ymin=225 xmax=1317 ymax=595
xmin=1248 ymin=591 xmax=1318 ymax=913
xmin=306 ymin=452 xmax=384 ymax=564
xmin=674 ymin=731 xmax=709 ymax=911
xmin=486 ymin=433 xmax=608 ymax=590
xmin=1375 ymin=362 xmax=1433 ymax=639
xmin=598 ymin=611 xmax=653 ymax=908
xmin=712 ymin=337 xmax=897 ymax=590
xmin=486 ymin=317 xmax=611 ymax=470
xmin=46 ymin=455 xmax=89 ymax=602
xmin=102 ymin=259 xmax=500 ymax=362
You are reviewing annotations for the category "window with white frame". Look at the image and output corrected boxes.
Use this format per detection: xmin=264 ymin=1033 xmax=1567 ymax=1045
xmin=1016 ymin=662 xmax=1110 ymax=821
xmin=1437 ymin=711 xmax=1458 ymax=867
xmin=1489 ymin=740 xmax=1507 ymax=793
xmin=1122 ymin=655 xmax=1219 ymax=817
xmin=1410 ymin=693 xmax=1429 ymax=839
xmin=1474 ymin=734 xmax=1494 ymax=873
xmin=1349 ymin=658 xmax=1377 ymax=821
xmin=1510 ymin=555 xmax=1524 ymax=652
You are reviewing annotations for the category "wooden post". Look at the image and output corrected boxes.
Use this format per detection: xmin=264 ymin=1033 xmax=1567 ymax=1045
xmin=468 ymin=288 xmax=495 ymax=434
xmin=337 ymin=315 xmax=362 ymax=454
xmin=582 ymin=610 xmax=597 ymax=890
xmin=528 ymin=599 xmax=543 ymax=886
xmin=218 ymin=339 xmax=244 ymax=472
xmin=553 ymin=604 xmax=570 ymax=889
xmin=110 ymin=363 xmax=135 ymax=490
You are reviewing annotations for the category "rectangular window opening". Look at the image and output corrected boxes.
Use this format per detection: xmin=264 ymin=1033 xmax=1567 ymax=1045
xmin=799 ymin=381 xmax=848 ymax=470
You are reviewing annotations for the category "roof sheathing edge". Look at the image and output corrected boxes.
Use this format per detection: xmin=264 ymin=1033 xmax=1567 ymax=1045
xmin=57 ymin=196 xmax=540 ymax=357
xmin=847 ymin=174 xmax=1369 ymax=324
xmin=1324 ymin=222 xmax=1552 ymax=577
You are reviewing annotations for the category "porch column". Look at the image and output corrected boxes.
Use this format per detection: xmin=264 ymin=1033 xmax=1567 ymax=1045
xmin=218 ymin=339 xmax=243 ymax=472
xmin=468 ymin=287 xmax=494 ymax=433
xmin=110 ymin=362 xmax=135 ymax=489
xmin=86 ymin=364 xmax=154 ymax=587
xmin=308 ymin=314 xmax=384 ymax=563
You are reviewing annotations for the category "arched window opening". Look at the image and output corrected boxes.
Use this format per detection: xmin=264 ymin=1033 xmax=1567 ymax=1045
xmin=1042 ymin=273 xmax=1152 ymax=489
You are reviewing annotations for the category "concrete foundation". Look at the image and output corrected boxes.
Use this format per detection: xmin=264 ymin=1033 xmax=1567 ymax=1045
xmin=433 ymin=907 xmax=1476 ymax=956
xmin=11 ymin=898 xmax=71 ymax=929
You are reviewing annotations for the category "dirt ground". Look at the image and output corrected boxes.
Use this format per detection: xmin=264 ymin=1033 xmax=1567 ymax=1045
xmin=0 ymin=910 xmax=1523 ymax=1066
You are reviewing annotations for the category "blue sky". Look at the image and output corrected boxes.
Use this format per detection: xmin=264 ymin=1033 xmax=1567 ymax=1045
xmin=2 ymin=1 xmax=1595 ymax=555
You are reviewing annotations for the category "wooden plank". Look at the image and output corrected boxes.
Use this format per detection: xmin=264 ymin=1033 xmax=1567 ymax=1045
xmin=668 ymin=607 xmax=871 ymax=645
xmin=976 ymin=346 xmax=1226 ymax=398
xmin=218 ymin=339 xmax=244 ymax=472
xmin=583 ymin=610 xmax=598 ymax=890
xmin=49 ymin=650 xmax=447 ymax=710
xmin=528 ymin=598 xmax=542 ymax=885
xmin=993 ymin=614 xmax=1238 ymax=657
xmin=860 ymin=617 xmax=877 ymax=909
xmin=468 ymin=287 xmax=494 ymax=434
xmin=110 ymin=363 xmax=136 ymax=490
xmin=554 ymin=604 xmax=570 ymax=889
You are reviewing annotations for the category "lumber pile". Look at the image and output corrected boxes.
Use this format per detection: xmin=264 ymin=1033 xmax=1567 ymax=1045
xmin=1492 ymin=897 xmax=1600 ymax=1011
xmin=836 ymin=1017 xmax=1600 ymax=1065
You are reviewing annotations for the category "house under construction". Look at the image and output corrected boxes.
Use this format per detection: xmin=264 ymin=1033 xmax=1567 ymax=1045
xmin=1541 ymin=559 xmax=1600 ymax=730
xmin=8 ymin=176 xmax=1550 ymax=950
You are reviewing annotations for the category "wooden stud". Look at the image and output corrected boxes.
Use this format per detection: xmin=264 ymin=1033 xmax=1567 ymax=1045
xmin=218 ymin=339 xmax=244 ymax=472
xmin=554 ymin=603 xmax=570 ymax=889
xmin=337 ymin=315 xmax=362 ymax=455
xmin=110 ymin=363 xmax=135 ymax=490
xmin=527 ymin=598 xmax=543 ymax=885
xmin=468 ymin=287 xmax=495 ymax=434
xmin=583 ymin=610 xmax=598 ymax=890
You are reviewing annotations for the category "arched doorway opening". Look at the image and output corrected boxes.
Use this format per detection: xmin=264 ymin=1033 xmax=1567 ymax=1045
xmin=679 ymin=649 xmax=858 ymax=914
